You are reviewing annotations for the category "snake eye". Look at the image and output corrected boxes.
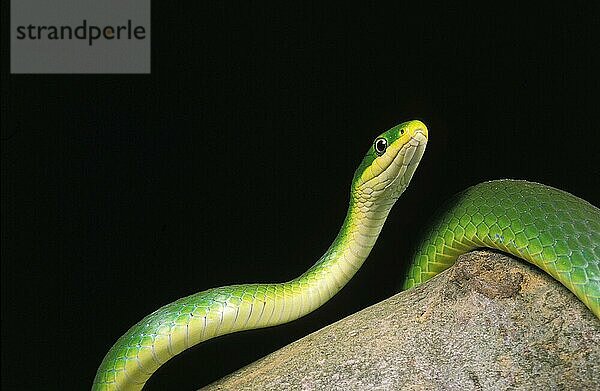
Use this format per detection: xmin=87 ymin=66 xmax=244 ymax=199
xmin=374 ymin=137 xmax=388 ymax=156
xmin=399 ymin=128 xmax=405 ymax=135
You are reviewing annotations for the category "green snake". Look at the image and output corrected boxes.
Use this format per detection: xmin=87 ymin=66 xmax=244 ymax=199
xmin=93 ymin=120 xmax=599 ymax=390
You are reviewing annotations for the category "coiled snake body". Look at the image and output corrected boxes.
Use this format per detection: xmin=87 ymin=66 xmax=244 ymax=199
xmin=93 ymin=120 xmax=599 ymax=390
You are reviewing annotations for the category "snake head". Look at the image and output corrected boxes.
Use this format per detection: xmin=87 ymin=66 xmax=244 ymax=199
xmin=351 ymin=120 xmax=428 ymax=207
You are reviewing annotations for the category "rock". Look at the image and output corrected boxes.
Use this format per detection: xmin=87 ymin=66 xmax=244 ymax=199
xmin=202 ymin=250 xmax=600 ymax=391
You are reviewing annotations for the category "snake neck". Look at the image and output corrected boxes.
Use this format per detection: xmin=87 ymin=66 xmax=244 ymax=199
xmin=291 ymin=197 xmax=393 ymax=312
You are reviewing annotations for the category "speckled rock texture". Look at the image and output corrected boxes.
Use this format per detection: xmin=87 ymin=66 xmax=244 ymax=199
xmin=202 ymin=250 xmax=600 ymax=391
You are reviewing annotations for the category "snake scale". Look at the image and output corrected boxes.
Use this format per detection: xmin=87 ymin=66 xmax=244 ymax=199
xmin=93 ymin=120 xmax=599 ymax=390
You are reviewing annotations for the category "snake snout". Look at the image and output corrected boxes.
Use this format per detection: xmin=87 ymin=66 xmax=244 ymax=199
xmin=406 ymin=120 xmax=428 ymax=141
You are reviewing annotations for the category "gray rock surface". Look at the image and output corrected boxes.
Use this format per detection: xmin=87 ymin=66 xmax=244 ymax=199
xmin=203 ymin=250 xmax=600 ymax=391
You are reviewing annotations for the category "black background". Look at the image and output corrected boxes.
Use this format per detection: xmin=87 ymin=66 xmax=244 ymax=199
xmin=2 ymin=2 xmax=599 ymax=390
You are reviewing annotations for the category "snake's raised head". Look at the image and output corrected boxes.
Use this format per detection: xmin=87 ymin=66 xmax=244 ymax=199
xmin=351 ymin=120 xmax=428 ymax=206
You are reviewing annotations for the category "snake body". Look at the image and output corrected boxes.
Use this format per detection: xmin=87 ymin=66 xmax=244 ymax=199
xmin=93 ymin=120 xmax=599 ymax=390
